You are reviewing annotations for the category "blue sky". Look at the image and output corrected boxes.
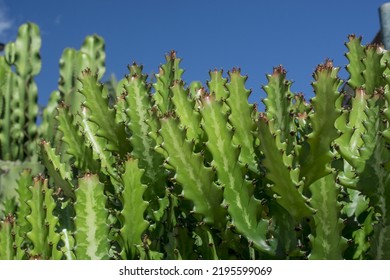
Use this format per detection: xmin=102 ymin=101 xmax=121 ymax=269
xmin=0 ymin=0 xmax=387 ymax=108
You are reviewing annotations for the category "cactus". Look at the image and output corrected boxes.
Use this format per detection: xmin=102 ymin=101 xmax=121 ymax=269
xmin=3 ymin=22 xmax=390 ymax=259
xmin=0 ymin=23 xmax=44 ymax=214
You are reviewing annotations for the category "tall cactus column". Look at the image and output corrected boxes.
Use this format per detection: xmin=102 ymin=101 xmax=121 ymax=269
xmin=0 ymin=23 xmax=43 ymax=213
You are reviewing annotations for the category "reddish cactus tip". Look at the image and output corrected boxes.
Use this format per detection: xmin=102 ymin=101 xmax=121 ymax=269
xmin=347 ymin=34 xmax=357 ymax=41
xmin=4 ymin=214 xmax=15 ymax=224
xmin=200 ymin=91 xmax=215 ymax=104
xmin=33 ymin=174 xmax=46 ymax=182
xmin=258 ymin=112 xmax=268 ymax=122
xmin=315 ymin=58 xmax=334 ymax=73
xmin=272 ymin=65 xmax=286 ymax=76
xmin=168 ymin=50 xmax=177 ymax=60
xmin=230 ymin=67 xmax=241 ymax=74
xmin=366 ymin=43 xmax=385 ymax=52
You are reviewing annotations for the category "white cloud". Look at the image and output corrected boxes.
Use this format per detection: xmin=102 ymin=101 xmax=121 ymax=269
xmin=0 ymin=0 xmax=12 ymax=40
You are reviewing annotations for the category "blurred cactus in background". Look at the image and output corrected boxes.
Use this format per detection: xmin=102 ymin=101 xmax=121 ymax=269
xmin=1 ymin=23 xmax=390 ymax=260
xmin=0 ymin=23 xmax=43 ymax=214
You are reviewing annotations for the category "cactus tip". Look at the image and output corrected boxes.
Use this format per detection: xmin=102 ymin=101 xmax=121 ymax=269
xmin=272 ymin=65 xmax=286 ymax=76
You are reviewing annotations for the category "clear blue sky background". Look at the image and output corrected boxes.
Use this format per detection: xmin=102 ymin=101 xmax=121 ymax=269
xmin=0 ymin=0 xmax=387 ymax=108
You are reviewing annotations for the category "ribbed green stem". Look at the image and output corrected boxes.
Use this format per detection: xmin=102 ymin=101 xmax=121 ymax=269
xmin=308 ymin=174 xmax=347 ymax=259
xmin=25 ymin=175 xmax=61 ymax=259
xmin=199 ymin=94 xmax=274 ymax=254
xmin=159 ymin=114 xmax=226 ymax=227
xmin=118 ymin=158 xmax=149 ymax=259
xmin=299 ymin=60 xmax=342 ymax=187
xmin=74 ymin=173 xmax=109 ymax=259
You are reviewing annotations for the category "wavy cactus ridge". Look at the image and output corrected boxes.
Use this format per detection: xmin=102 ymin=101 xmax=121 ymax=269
xmin=199 ymin=94 xmax=275 ymax=254
xmin=74 ymin=173 xmax=109 ymax=260
xmin=122 ymin=70 xmax=168 ymax=228
xmin=0 ymin=57 xmax=16 ymax=160
xmin=153 ymin=50 xmax=183 ymax=114
xmin=59 ymin=49 xmax=89 ymax=114
xmin=80 ymin=35 xmax=106 ymax=80
xmin=158 ymin=114 xmax=226 ymax=227
xmin=117 ymin=157 xmax=149 ymax=259
xmin=300 ymin=60 xmax=342 ymax=187
xmin=78 ymin=69 xmax=129 ymax=155
xmin=335 ymin=88 xmax=369 ymax=189
xmin=39 ymin=140 xmax=75 ymax=199
xmin=257 ymin=114 xmax=314 ymax=220
xmin=78 ymin=105 xmax=120 ymax=185
xmin=59 ymin=35 xmax=105 ymax=116
xmin=351 ymin=90 xmax=390 ymax=259
xmin=8 ymin=23 xmax=40 ymax=159
xmin=262 ymin=65 xmax=298 ymax=158
xmin=345 ymin=35 xmax=365 ymax=89
xmin=362 ymin=45 xmax=386 ymax=95
xmin=170 ymin=80 xmax=203 ymax=145
xmin=225 ymin=68 xmax=258 ymax=173
xmin=0 ymin=214 xmax=16 ymax=259
xmin=25 ymin=175 xmax=62 ymax=259
xmin=12 ymin=23 xmax=41 ymax=77
xmin=207 ymin=69 xmax=229 ymax=100
xmin=123 ymin=73 xmax=166 ymax=187
xmin=56 ymin=102 xmax=99 ymax=172
xmin=0 ymin=23 xmax=40 ymax=161
xmin=308 ymin=174 xmax=347 ymax=260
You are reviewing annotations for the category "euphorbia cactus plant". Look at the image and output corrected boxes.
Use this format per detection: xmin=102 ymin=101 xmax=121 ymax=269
xmin=1 ymin=23 xmax=390 ymax=260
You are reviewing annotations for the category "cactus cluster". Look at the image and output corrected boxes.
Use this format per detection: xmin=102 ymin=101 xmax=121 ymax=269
xmin=1 ymin=23 xmax=390 ymax=259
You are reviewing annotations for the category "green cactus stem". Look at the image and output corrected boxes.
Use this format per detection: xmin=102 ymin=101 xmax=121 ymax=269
xmin=257 ymin=114 xmax=314 ymax=220
xmin=56 ymin=102 xmax=99 ymax=172
xmin=25 ymin=175 xmax=62 ymax=259
xmin=308 ymin=174 xmax=347 ymax=259
xmin=3 ymin=22 xmax=41 ymax=160
xmin=73 ymin=173 xmax=109 ymax=259
xmin=345 ymin=35 xmax=365 ymax=90
xmin=39 ymin=140 xmax=75 ymax=199
xmin=0 ymin=214 xmax=17 ymax=259
xmin=153 ymin=51 xmax=184 ymax=114
xmin=199 ymin=93 xmax=274 ymax=254
xmin=123 ymin=69 xmax=167 ymax=196
xmin=117 ymin=158 xmax=149 ymax=259
xmin=225 ymin=68 xmax=258 ymax=173
xmin=78 ymin=69 xmax=129 ymax=156
xmin=170 ymin=80 xmax=203 ymax=146
xmin=158 ymin=114 xmax=227 ymax=227
xmin=299 ymin=60 xmax=342 ymax=187
xmin=262 ymin=65 xmax=297 ymax=155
